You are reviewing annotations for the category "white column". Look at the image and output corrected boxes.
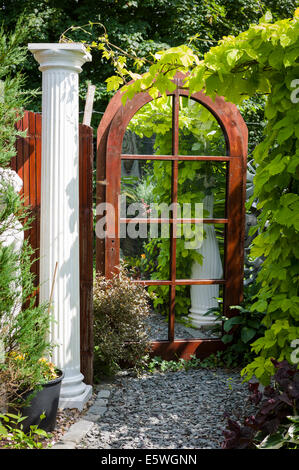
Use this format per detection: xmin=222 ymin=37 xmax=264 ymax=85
xmin=28 ymin=43 xmax=92 ymax=410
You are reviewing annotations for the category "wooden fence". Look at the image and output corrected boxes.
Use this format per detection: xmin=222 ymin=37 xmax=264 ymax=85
xmin=11 ymin=111 xmax=94 ymax=384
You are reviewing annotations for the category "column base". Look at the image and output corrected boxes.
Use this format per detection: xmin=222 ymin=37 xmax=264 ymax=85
xmin=59 ymin=384 xmax=92 ymax=411
xmin=188 ymin=309 xmax=221 ymax=329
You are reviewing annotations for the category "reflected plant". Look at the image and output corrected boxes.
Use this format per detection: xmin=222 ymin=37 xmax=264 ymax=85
xmin=122 ymin=96 xmax=227 ymax=318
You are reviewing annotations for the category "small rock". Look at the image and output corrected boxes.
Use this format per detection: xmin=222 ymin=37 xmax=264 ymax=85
xmin=97 ymin=390 xmax=111 ymax=399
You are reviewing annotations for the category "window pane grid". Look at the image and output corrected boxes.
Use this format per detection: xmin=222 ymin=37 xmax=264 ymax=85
xmin=119 ymin=92 xmax=231 ymax=342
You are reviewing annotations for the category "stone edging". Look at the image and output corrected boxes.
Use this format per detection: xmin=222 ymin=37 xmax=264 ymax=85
xmin=52 ymin=389 xmax=111 ymax=449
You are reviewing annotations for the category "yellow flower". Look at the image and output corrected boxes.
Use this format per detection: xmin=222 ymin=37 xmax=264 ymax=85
xmin=38 ymin=357 xmax=48 ymax=364
xmin=9 ymin=351 xmax=25 ymax=360
xmin=38 ymin=358 xmax=58 ymax=380
xmin=141 ymin=254 xmax=146 ymax=259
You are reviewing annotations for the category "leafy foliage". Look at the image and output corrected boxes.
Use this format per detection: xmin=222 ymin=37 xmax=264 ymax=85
xmin=144 ymin=353 xmax=225 ymax=373
xmin=0 ymin=21 xmax=53 ymax=411
xmin=116 ymin=9 xmax=299 ymax=384
xmin=206 ymin=282 xmax=267 ymax=368
xmin=93 ymin=263 xmax=151 ymax=377
xmin=0 ymin=412 xmax=51 ymax=449
xmin=0 ymin=20 xmax=29 ymax=168
xmin=0 ymin=0 xmax=296 ymax=118
xmin=222 ymin=360 xmax=299 ymax=449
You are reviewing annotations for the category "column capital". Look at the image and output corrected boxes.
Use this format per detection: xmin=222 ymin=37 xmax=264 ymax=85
xmin=28 ymin=43 xmax=92 ymax=73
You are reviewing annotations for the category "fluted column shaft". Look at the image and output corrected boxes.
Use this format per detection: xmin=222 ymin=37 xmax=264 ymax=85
xmin=28 ymin=44 xmax=92 ymax=409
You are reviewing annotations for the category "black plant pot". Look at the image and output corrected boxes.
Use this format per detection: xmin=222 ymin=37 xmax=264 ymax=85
xmin=14 ymin=369 xmax=64 ymax=433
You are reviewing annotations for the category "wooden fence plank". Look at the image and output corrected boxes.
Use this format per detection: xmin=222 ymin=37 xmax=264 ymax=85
xmin=79 ymin=124 xmax=94 ymax=385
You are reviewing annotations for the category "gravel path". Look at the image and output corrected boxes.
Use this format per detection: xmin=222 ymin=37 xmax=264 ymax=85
xmin=144 ymin=312 xmax=221 ymax=340
xmin=77 ymin=368 xmax=256 ymax=449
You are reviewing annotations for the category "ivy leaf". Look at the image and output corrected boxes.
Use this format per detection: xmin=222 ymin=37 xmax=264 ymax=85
xmin=251 ymin=299 xmax=268 ymax=313
xmin=205 ymin=74 xmax=220 ymax=97
xmin=222 ymin=334 xmax=233 ymax=344
xmin=226 ymin=48 xmax=242 ymax=67
xmin=280 ymin=34 xmax=292 ymax=48
xmin=263 ymin=11 xmax=273 ymax=23
xmin=266 ymin=154 xmax=285 ymax=175
xmin=277 ymin=126 xmax=294 ymax=144
xmin=241 ymin=327 xmax=256 ymax=343
xmin=275 ymin=206 xmax=294 ymax=226
xmin=268 ymin=48 xmax=284 ymax=69
xmin=283 ymin=47 xmax=299 ymax=67
xmin=264 ymin=102 xmax=277 ymax=120
xmin=105 ymin=75 xmax=124 ymax=92
xmin=154 ymin=74 xmax=176 ymax=95
xmin=223 ymin=316 xmax=242 ymax=332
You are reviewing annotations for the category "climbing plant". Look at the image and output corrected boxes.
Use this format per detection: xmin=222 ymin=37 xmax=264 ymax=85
xmin=108 ymin=9 xmax=299 ymax=384
xmin=68 ymin=8 xmax=298 ymax=385
xmin=1 ymin=0 xmax=296 ymax=116
xmin=58 ymin=7 xmax=299 ymax=383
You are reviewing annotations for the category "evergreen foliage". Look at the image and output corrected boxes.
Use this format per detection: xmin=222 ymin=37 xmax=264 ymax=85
xmin=0 ymin=20 xmax=52 ymax=409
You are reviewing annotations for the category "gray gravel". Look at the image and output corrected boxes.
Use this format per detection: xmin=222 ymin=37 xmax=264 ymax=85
xmin=77 ymin=368 xmax=256 ymax=449
xmin=144 ymin=311 xmax=221 ymax=340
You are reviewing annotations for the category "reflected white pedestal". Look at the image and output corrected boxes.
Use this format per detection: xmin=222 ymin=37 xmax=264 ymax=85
xmin=188 ymin=194 xmax=223 ymax=328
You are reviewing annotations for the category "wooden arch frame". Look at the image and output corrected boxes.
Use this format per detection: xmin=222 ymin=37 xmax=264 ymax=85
xmin=96 ymin=75 xmax=248 ymax=360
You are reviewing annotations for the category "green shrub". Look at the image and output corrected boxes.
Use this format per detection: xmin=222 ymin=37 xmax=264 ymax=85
xmin=203 ymin=281 xmax=267 ymax=368
xmin=0 ymin=19 xmax=53 ymax=411
xmin=144 ymin=354 xmax=222 ymax=373
xmin=93 ymin=264 xmax=151 ymax=377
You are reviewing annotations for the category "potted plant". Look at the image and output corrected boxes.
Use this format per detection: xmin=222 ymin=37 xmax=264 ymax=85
xmin=0 ymin=233 xmax=62 ymax=433
xmin=5 ymin=353 xmax=64 ymax=433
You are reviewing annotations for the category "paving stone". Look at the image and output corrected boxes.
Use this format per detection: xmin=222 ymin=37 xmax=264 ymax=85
xmin=88 ymin=403 xmax=107 ymax=414
xmin=84 ymin=406 xmax=107 ymax=421
xmin=52 ymin=419 xmax=93 ymax=448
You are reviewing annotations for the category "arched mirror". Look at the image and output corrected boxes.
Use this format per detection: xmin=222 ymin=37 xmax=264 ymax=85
xmin=97 ymin=75 xmax=248 ymax=359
